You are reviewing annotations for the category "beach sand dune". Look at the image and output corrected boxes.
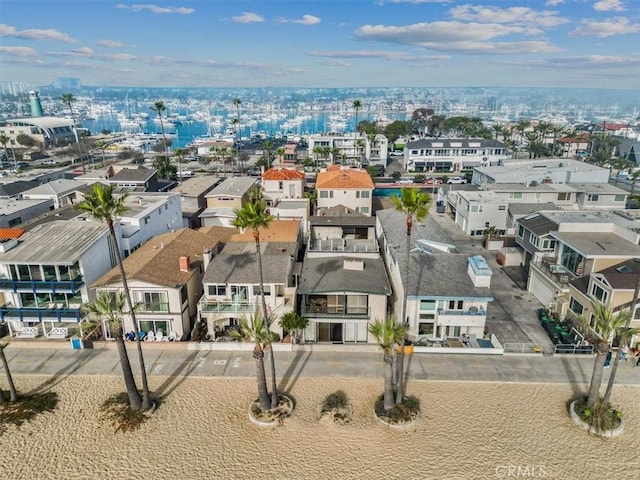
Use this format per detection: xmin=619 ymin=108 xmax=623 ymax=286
xmin=1 ymin=375 xmax=639 ymax=480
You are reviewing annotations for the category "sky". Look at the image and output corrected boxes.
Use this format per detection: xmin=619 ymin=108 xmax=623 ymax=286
xmin=0 ymin=0 xmax=639 ymax=89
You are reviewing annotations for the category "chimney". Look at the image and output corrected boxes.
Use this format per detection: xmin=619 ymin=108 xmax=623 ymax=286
xmin=179 ymin=256 xmax=190 ymax=272
xmin=203 ymin=248 xmax=213 ymax=271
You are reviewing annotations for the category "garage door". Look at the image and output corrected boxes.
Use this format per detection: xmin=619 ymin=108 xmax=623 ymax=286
xmin=528 ymin=270 xmax=555 ymax=307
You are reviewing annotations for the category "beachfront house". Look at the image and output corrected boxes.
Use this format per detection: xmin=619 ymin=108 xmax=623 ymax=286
xmin=169 ymin=175 xmax=223 ymax=228
xmin=198 ymin=220 xmax=301 ymax=336
xmin=563 ymin=258 xmax=640 ymax=350
xmin=92 ymin=228 xmax=219 ymax=341
xmin=376 ymin=209 xmax=493 ymax=343
xmin=315 ymin=166 xmax=374 ymax=216
xmin=307 ymin=132 xmax=388 ymax=167
xmin=0 ymin=220 xmax=113 ymax=338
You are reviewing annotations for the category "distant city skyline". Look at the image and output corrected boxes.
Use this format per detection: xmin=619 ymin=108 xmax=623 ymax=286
xmin=0 ymin=0 xmax=639 ymax=89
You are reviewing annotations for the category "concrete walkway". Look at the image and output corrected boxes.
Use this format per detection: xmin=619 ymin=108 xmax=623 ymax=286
xmin=3 ymin=345 xmax=640 ymax=388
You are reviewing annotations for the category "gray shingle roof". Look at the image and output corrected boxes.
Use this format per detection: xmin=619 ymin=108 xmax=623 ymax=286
xmin=202 ymin=252 xmax=291 ymax=284
xmin=109 ymin=167 xmax=156 ymax=183
xmin=298 ymin=256 xmax=391 ymax=295
xmin=376 ymin=208 xmax=456 ymax=252
xmin=518 ymin=212 xmax=559 ymax=235
xmin=311 ymin=204 xmax=376 ymax=226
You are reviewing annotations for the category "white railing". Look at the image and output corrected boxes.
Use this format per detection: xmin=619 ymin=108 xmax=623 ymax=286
xmin=503 ymin=342 xmax=544 ymax=354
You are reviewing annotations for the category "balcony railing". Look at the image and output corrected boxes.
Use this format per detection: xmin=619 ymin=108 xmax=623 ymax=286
xmin=199 ymin=299 xmax=256 ymax=314
xmin=307 ymin=238 xmax=378 ymax=254
xmin=136 ymin=302 xmax=169 ymax=313
xmin=531 ymin=258 xmax=577 ymax=285
xmin=0 ymin=276 xmax=84 ymax=294
xmin=303 ymin=305 xmax=370 ymax=319
xmin=437 ymin=308 xmax=486 ymax=316
xmin=0 ymin=306 xmax=83 ymax=322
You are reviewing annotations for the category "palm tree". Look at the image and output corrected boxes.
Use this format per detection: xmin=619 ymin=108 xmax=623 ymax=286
xmin=369 ymin=316 xmax=407 ymax=411
xmin=0 ymin=133 xmax=10 ymax=165
xmin=390 ymin=187 xmax=431 ymax=404
xmin=628 ymin=170 xmax=640 ymax=197
xmin=578 ymin=303 xmax=633 ymax=407
xmin=232 ymin=198 xmax=279 ymax=408
xmin=61 ymin=93 xmax=85 ymax=173
xmin=352 ymin=100 xmax=362 ymax=164
xmin=150 ymin=101 xmax=168 ymax=153
xmin=275 ymin=146 xmax=285 ymax=165
xmin=76 ymin=184 xmax=152 ymax=410
xmin=233 ymin=97 xmax=242 ymax=139
xmin=229 ymin=311 xmax=271 ymax=411
xmin=173 ymin=147 xmax=187 ymax=182
xmin=0 ymin=342 xmax=19 ymax=402
xmin=262 ymin=140 xmax=273 ymax=168
xmin=96 ymin=140 xmax=109 ymax=167
xmin=483 ymin=225 xmax=498 ymax=249
xmin=612 ymin=158 xmax=630 ymax=186
xmin=83 ymin=292 xmax=143 ymax=410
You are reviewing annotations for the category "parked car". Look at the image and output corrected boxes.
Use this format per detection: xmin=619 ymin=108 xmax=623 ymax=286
xmin=447 ymin=176 xmax=467 ymax=184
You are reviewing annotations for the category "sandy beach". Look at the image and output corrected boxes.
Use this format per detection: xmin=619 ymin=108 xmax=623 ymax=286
xmin=1 ymin=374 xmax=639 ymax=480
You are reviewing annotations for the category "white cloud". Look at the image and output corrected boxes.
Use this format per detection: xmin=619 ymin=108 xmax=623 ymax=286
xmin=231 ymin=12 xmax=264 ymax=23
xmin=593 ymin=0 xmax=625 ymax=12
xmin=98 ymin=40 xmax=124 ymax=48
xmin=0 ymin=23 xmax=77 ymax=43
xmin=71 ymin=47 xmax=94 ymax=56
xmin=308 ymin=49 xmax=447 ymax=61
xmin=545 ymin=0 xmax=564 ymax=5
xmin=293 ymin=15 xmax=321 ymax=26
xmin=0 ymin=46 xmax=38 ymax=57
xmin=116 ymin=4 xmax=194 ymax=14
xmin=318 ymin=59 xmax=351 ymax=67
xmin=354 ymin=21 xmax=560 ymax=53
xmin=449 ymin=5 xmax=569 ymax=28
xmin=383 ymin=0 xmax=451 ymax=4
xmin=570 ymin=17 xmax=640 ymax=37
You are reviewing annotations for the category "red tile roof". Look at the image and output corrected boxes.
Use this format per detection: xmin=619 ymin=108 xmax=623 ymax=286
xmin=262 ymin=168 xmax=305 ymax=180
xmin=315 ymin=166 xmax=374 ymax=189
xmin=0 ymin=228 xmax=26 ymax=241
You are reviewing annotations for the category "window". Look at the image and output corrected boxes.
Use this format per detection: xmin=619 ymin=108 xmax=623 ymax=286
xmin=529 ymin=233 xmax=539 ymax=248
xmin=278 ymin=181 xmax=283 ymax=190
xmin=470 ymin=205 xmax=483 ymax=213
xmin=498 ymin=205 xmax=506 ymax=211
xmin=138 ymin=292 xmax=168 ymax=312
xmin=587 ymin=194 xmax=600 ymax=202
xmin=420 ymin=300 xmax=436 ymax=311
xmin=614 ymin=194 xmax=625 ymax=202
xmin=208 ymin=285 xmax=226 ymax=296
xmin=590 ymin=283 xmax=608 ymax=303
xmin=139 ymin=320 xmax=169 ymax=336
xmin=360 ymin=191 xmax=370 ymax=198
xmin=569 ymin=297 xmax=583 ymax=315
xmin=320 ymin=191 xmax=328 ymax=198
xmin=358 ymin=207 xmax=369 ymax=214
xmin=541 ymin=239 xmax=556 ymax=250
xmin=253 ymin=284 xmax=272 ymax=296
xmin=518 ymin=225 xmax=525 ymax=238
xmin=418 ymin=323 xmax=434 ymax=336
xmin=510 ymin=192 xmax=523 ymax=199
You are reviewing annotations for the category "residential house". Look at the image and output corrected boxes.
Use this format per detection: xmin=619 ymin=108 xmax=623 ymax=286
xmin=199 ymin=176 xmax=258 ymax=227
xmin=21 ymin=178 xmax=91 ymax=209
xmin=298 ymin=206 xmax=386 ymax=343
xmin=92 ymin=228 xmax=219 ymax=340
xmin=556 ymin=135 xmax=590 ymax=159
xmin=198 ymin=220 xmax=301 ymax=335
xmin=315 ymin=166 xmax=374 ymax=216
xmin=564 ymin=258 xmax=640 ymax=350
xmin=0 ymin=220 xmax=114 ymax=338
xmin=169 ymin=175 xmax=222 ymax=228
xmin=516 ymin=211 xmax=640 ymax=313
xmin=308 ymin=132 xmax=388 ymax=167
xmin=404 ymin=138 xmax=509 ymax=173
xmin=472 ymin=159 xmax=610 ymax=186
xmin=107 ymin=166 xmax=160 ymax=192
xmin=376 ymin=209 xmax=493 ymax=342
xmin=0 ymin=181 xmax=39 ymax=199
xmin=261 ymin=167 xmax=305 ymax=203
xmin=0 ymin=197 xmax=54 ymax=228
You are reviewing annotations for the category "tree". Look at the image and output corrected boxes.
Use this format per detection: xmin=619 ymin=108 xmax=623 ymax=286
xmin=82 ymin=292 xmax=142 ymax=410
xmin=262 ymin=140 xmax=273 ymax=167
xmin=173 ymin=147 xmax=188 ymax=182
xmin=61 ymin=93 xmax=85 ymax=173
xmin=150 ymin=101 xmax=168 ymax=153
xmin=232 ymin=197 xmax=279 ymax=408
xmin=76 ymin=184 xmax=152 ymax=411
xmin=233 ymin=97 xmax=242 ymax=140
xmin=483 ymin=225 xmax=498 ymax=249
xmin=0 ymin=133 xmax=10 ymax=164
xmin=279 ymin=312 xmax=309 ymax=344
xmin=229 ymin=310 xmax=272 ymax=411
xmin=95 ymin=140 xmax=109 ymax=167
xmin=612 ymin=158 xmax=630 ymax=186
xmin=153 ymin=156 xmax=177 ymax=181
xmin=352 ymin=100 xmax=362 ymax=164
xmin=275 ymin=146 xmax=285 ymax=165
xmin=383 ymin=120 xmax=412 ymax=144
xmin=390 ymin=187 xmax=431 ymax=404
xmin=16 ymin=133 xmax=36 ymax=149
xmin=368 ymin=316 xmax=407 ymax=411
xmin=0 ymin=342 xmax=19 ymax=402
xmin=629 ymin=170 xmax=640 ymax=197
xmin=577 ymin=303 xmax=634 ymax=407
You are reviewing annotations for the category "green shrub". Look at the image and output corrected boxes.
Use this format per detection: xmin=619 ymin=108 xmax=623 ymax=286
xmin=374 ymin=394 xmax=420 ymax=424
xmin=321 ymin=390 xmax=348 ymax=413
xmin=574 ymin=396 xmax=621 ymax=432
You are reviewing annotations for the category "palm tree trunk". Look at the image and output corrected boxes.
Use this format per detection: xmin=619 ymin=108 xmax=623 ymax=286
xmin=383 ymin=352 xmax=395 ymax=411
xmin=0 ymin=346 xmax=18 ymax=402
xmin=108 ymin=221 xmax=152 ymax=410
xmin=67 ymin=104 xmax=85 ymax=174
xmin=114 ymin=326 xmax=143 ymax=410
xmin=159 ymin=116 xmax=167 ymax=153
xmin=253 ymin=345 xmax=271 ymax=411
xmin=256 ymin=238 xmax=278 ymax=409
xmin=587 ymin=350 xmax=607 ymax=407
xmin=396 ymin=219 xmax=412 ymax=404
